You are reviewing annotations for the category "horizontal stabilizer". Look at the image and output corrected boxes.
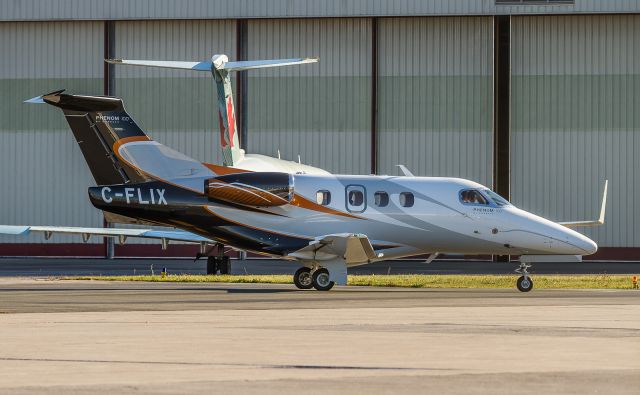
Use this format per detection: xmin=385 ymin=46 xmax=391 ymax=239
xmin=105 ymin=56 xmax=318 ymax=72
xmin=24 ymin=89 xmax=66 ymax=104
xmin=222 ymin=58 xmax=318 ymax=71
xmin=105 ymin=59 xmax=212 ymax=71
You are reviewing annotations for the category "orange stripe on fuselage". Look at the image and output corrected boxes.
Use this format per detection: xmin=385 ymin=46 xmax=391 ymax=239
xmin=112 ymin=137 xmax=363 ymax=220
xmin=112 ymin=136 xmax=151 ymax=155
xmin=290 ymin=194 xmax=364 ymax=220
xmin=202 ymin=162 xmax=251 ymax=175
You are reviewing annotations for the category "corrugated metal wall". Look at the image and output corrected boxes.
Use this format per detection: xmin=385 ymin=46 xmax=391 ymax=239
xmin=0 ymin=21 xmax=103 ymax=244
xmin=511 ymin=15 xmax=640 ymax=247
xmin=113 ymin=20 xmax=236 ymax=244
xmin=247 ymin=19 xmax=371 ymax=174
xmin=115 ymin=20 xmax=237 ymax=167
xmin=377 ymin=17 xmax=493 ymax=184
xmin=2 ymin=14 xmax=639 ymax=253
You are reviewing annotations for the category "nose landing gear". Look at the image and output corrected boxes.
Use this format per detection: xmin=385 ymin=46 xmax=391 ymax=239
xmin=515 ymin=262 xmax=533 ymax=292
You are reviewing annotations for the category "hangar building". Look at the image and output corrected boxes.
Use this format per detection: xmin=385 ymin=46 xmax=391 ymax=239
xmin=0 ymin=0 xmax=638 ymax=259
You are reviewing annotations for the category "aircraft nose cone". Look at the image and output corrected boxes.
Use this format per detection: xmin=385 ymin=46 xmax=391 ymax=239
xmin=564 ymin=231 xmax=598 ymax=255
xmin=576 ymin=234 xmax=598 ymax=255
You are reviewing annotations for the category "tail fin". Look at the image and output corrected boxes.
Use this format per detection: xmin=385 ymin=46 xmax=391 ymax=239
xmin=28 ymin=90 xmax=150 ymax=185
xmin=106 ymin=55 xmax=318 ymax=167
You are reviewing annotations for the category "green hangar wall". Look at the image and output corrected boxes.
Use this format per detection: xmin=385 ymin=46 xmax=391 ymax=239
xmin=0 ymin=2 xmax=638 ymax=259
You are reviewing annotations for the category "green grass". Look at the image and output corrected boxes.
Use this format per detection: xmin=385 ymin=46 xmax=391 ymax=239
xmin=65 ymin=274 xmax=638 ymax=289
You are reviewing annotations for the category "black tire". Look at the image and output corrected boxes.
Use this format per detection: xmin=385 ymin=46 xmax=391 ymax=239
xmin=293 ymin=267 xmax=314 ymax=289
xmin=312 ymin=268 xmax=335 ymax=291
xmin=219 ymin=256 xmax=231 ymax=275
xmin=517 ymin=276 xmax=533 ymax=292
xmin=206 ymin=256 xmax=218 ymax=275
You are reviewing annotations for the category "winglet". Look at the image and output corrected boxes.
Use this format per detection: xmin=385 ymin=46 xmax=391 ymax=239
xmin=559 ymin=180 xmax=608 ymax=228
xmin=397 ymin=165 xmax=414 ymax=177
xmin=597 ymin=179 xmax=608 ymax=224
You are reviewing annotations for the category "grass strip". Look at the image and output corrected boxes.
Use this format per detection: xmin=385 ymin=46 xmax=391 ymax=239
xmin=65 ymin=274 xmax=638 ymax=289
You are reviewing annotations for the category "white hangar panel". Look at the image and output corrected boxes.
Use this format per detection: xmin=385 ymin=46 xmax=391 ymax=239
xmin=114 ymin=20 xmax=237 ymax=169
xmin=377 ymin=17 xmax=494 ymax=184
xmin=247 ymin=18 xmax=372 ymax=175
xmin=0 ymin=21 xmax=103 ymax=245
xmin=511 ymin=15 xmax=640 ymax=248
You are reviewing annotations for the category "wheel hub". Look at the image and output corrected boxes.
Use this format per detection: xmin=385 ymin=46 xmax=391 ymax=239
xmin=316 ymin=272 xmax=330 ymax=287
xmin=299 ymin=272 xmax=312 ymax=287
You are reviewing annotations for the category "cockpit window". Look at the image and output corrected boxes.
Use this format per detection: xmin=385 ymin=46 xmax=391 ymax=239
xmin=484 ymin=190 xmax=511 ymax=207
xmin=459 ymin=189 xmax=489 ymax=205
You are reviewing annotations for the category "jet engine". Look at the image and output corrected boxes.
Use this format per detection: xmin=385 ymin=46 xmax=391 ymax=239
xmin=204 ymin=172 xmax=294 ymax=207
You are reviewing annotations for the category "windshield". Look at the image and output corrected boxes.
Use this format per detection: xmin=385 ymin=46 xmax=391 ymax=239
xmin=484 ymin=190 xmax=511 ymax=207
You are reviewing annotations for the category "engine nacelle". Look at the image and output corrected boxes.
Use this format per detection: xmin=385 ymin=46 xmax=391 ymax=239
xmin=204 ymin=172 xmax=294 ymax=207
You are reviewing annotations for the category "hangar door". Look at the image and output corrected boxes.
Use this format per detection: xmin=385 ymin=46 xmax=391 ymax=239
xmin=377 ymin=17 xmax=494 ymax=185
xmin=511 ymin=15 xmax=640 ymax=248
xmin=0 ymin=21 xmax=103 ymax=245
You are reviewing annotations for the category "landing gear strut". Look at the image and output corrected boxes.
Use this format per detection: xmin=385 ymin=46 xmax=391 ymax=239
xmin=293 ymin=267 xmax=313 ymax=289
xmin=515 ymin=262 xmax=533 ymax=292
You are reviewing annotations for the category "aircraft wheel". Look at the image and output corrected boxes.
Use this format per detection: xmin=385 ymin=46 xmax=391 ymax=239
xmin=517 ymin=276 xmax=533 ymax=292
xmin=206 ymin=256 xmax=218 ymax=275
xmin=293 ymin=267 xmax=313 ymax=289
xmin=312 ymin=268 xmax=335 ymax=291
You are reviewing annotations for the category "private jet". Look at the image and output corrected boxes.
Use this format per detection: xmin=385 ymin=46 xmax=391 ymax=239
xmin=0 ymin=55 xmax=607 ymax=292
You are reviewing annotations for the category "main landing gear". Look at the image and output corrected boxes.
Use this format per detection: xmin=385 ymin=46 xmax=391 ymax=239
xmin=515 ymin=262 xmax=533 ymax=292
xmin=207 ymin=256 xmax=231 ymax=275
xmin=293 ymin=267 xmax=335 ymax=291
xmin=293 ymin=267 xmax=313 ymax=289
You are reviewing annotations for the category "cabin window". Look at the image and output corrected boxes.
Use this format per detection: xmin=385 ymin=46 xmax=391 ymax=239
xmin=459 ymin=189 xmax=489 ymax=205
xmin=374 ymin=191 xmax=389 ymax=207
xmin=345 ymin=185 xmax=366 ymax=213
xmin=316 ymin=190 xmax=331 ymax=205
xmin=399 ymin=192 xmax=414 ymax=207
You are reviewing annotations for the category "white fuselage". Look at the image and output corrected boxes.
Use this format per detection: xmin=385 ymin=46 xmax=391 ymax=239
xmin=205 ymin=173 xmax=597 ymax=261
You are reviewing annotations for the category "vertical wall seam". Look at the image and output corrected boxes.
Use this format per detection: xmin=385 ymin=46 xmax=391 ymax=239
xmin=371 ymin=17 xmax=378 ymax=175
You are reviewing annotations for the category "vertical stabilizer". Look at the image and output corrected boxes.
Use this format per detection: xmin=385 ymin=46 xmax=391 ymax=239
xmin=105 ymin=55 xmax=317 ymax=167
xmin=211 ymin=55 xmax=243 ymax=166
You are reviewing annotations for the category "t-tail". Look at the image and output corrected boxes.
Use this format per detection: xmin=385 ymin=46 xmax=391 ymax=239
xmin=25 ymin=90 xmax=152 ymax=185
xmin=105 ymin=55 xmax=318 ymax=167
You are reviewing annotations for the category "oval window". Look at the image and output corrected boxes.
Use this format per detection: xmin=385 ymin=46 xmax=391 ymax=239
xmin=349 ymin=190 xmax=364 ymax=206
xmin=316 ymin=190 xmax=331 ymax=205
xmin=399 ymin=192 xmax=414 ymax=207
xmin=345 ymin=185 xmax=366 ymax=213
xmin=374 ymin=191 xmax=389 ymax=207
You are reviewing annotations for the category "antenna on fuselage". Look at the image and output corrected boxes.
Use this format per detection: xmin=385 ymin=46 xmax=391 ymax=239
xmin=105 ymin=55 xmax=318 ymax=167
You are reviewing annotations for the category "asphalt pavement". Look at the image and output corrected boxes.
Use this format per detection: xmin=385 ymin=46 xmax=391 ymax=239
xmin=0 ymin=279 xmax=638 ymax=394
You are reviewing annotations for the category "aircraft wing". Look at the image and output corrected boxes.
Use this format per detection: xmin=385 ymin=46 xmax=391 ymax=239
xmin=0 ymin=225 xmax=211 ymax=245
xmin=287 ymin=233 xmax=383 ymax=265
